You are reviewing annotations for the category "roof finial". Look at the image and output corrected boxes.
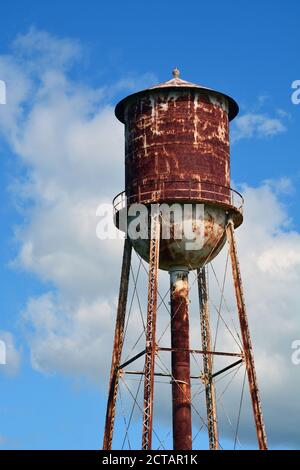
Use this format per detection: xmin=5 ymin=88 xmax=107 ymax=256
xmin=172 ymin=67 xmax=180 ymax=79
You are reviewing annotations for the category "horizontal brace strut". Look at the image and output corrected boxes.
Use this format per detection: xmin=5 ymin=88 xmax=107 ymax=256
xmin=124 ymin=370 xmax=202 ymax=380
xmin=124 ymin=363 xmax=244 ymax=380
xmin=158 ymin=347 xmax=242 ymax=358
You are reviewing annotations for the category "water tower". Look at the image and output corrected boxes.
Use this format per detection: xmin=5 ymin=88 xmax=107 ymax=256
xmin=103 ymin=70 xmax=267 ymax=450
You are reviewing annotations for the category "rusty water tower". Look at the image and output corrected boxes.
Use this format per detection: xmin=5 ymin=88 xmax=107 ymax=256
xmin=103 ymin=69 xmax=267 ymax=450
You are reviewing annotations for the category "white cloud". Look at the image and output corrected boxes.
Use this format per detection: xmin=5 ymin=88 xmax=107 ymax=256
xmin=12 ymin=26 xmax=82 ymax=71
xmin=232 ymin=112 xmax=287 ymax=142
xmin=21 ymin=290 xmax=146 ymax=384
xmin=0 ymin=28 xmax=154 ymax=382
xmin=0 ymin=29 xmax=156 ymax=302
xmin=229 ymin=184 xmax=300 ymax=446
xmin=22 ymin=293 xmax=114 ymax=380
xmin=0 ymin=28 xmax=299 ymax=447
xmin=180 ymin=180 xmax=300 ymax=447
xmin=262 ymin=176 xmax=295 ymax=196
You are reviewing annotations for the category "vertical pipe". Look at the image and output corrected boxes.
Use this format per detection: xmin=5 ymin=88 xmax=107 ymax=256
xmin=197 ymin=267 xmax=219 ymax=450
xmin=170 ymin=267 xmax=192 ymax=450
xmin=142 ymin=208 xmax=161 ymax=450
xmin=226 ymin=219 xmax=268 ymax=450
xmin=103 ymin=237 xmax=132 ymax=450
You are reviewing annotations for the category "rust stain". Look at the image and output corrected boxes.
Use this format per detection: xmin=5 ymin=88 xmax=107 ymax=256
xmin=172 ymin=276 xmax=189 ymax=300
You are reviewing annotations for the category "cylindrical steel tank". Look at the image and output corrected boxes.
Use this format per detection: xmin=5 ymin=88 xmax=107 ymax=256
xmin=113 ymin=69 xmax=243 ymax=271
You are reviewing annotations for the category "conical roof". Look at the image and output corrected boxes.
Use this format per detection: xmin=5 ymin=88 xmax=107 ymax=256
xmin=115 ymin=69 xmax=239 ymax=122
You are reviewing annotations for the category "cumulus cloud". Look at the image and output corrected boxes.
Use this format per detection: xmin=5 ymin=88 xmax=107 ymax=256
xmin=0 ymin=28 xmax=299 ymax=447
xmin=22 ymin=293 xmax=114 ymax=380
xmin=0 ymin=28 xmax=156 ymax=300
xmin=232 ymin=112 xmax=287 ymax=142
xmin=226 ymin=184 xmax=300 ymax=447
xmin=0 ymin=28 xmax=153 ymax=381
xmin=12 ymin=27 xmax=82 ymax=70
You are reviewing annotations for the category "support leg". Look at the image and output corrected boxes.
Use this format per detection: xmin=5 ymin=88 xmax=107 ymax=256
xmin=197 ymin=267 xmax=219 ymax=450
xmin=226 ymin=219 xmax=267 ymax=450
xmin=103 ymin=237 xmax=132 ymax=450
xmin=142 ymin=208 xmax=161 ymax=450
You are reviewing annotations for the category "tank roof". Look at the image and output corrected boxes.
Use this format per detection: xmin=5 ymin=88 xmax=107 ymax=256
xmin=115 ymin=68 xmax=239 ymax=123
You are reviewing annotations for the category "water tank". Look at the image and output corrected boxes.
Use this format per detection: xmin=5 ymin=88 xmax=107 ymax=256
xmin=113 ymin=69 xmax=243 ymax=270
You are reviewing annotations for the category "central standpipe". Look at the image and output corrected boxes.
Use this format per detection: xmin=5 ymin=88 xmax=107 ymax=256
xmin=169 ymin=268 xmax=192 ymax=450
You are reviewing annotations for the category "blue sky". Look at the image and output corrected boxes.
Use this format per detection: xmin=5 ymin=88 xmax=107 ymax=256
xmin=0 ymin=0 xmax=299 ymax=450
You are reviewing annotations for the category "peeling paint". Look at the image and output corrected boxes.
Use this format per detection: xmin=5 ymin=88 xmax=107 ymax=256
xmin=124 ymin=89 xmax=232 ymax=207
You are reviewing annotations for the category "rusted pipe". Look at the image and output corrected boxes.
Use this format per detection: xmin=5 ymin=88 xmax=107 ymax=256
xmin=169 ymin=267 xmax=192 ymax=450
